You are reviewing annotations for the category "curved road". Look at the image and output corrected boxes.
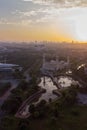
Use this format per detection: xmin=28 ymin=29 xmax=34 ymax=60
xmin=15 ymin=89 xmax=45 ymax=118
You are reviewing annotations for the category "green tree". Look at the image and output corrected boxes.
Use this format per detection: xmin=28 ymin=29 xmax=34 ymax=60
xmin=29 ymin=104 xmax=35 ymax=114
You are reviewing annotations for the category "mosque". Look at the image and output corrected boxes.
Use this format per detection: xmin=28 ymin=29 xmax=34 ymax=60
xmin=42 ymin=54 xmax=70 ymax=72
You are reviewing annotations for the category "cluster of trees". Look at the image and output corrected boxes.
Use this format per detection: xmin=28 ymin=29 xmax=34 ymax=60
xmin=29 ymin=86 xmax=78 ymax=120
xmin=1 ymin=96 xmax=22 ymax=114
xmin=0 ymin=116 xmax=30 ymax=130
xmin=59 ymin=86 xmax=78 ymax=107
xmin=18 ymin=119 xmax=30 ymax=130
xmin=46 ymin=87 xmax=78 ymax=129
xmin=73 ymin=66 xmax=87 ymax=82
xmin=13 ymin=69 xmax=24 ymax=79
xmin=1 ymin=80 xmax=27 ymax=114
xmin=1 ymin=81 xmax=28 ymax=114
xmin=29 ymin=59 xmax=42 ymax=78
xmin=0 ymin=85 xmax=78 ymax=130
xmin=0 ymin=82 xmax=11 ymax=97
xmin=29 ymin=100 xmax=48 ymax=119
xmin=1 ymin=78 xmax=40 ymax=115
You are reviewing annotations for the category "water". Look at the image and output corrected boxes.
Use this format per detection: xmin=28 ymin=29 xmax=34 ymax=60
xmin=36 ymin=77 xmax=57 ymax=103
xmin=58 ymin=76 xmax=79 ymax=88
xmin=21 ymin=76 xmax=79 ymax=116
xmin=21 ymin=77 xmax=58 ymax=116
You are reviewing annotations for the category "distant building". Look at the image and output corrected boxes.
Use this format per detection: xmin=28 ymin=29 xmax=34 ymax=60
xmin=0 ymin=63 xmax=22 ymax=79
xmin=42 ymin=54 xmax=70 ymax=72
xmin=0 ymin=63 xmax=22 ymax=72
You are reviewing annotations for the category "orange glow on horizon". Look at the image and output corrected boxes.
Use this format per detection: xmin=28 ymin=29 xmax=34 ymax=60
xmin=0 ymin=27 xmax=74 ymax=42
xmin=1 ymin=6 xmax=87 ymax=43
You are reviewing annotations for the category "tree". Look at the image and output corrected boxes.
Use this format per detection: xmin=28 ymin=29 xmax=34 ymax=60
xmin=49 ymin=98 xmax=52 ymax=103
xmin=17 ymin=80 xmax=28 ymax=91
xmin=60 ymin=87 xmax=77 ymax=106
xmin=1 ymin=97 xmax=22 ymax=114
xmin=33 ymin=111 xmax=40 ymax=118
xmin=38 ymin=99 xmax=47 ymax=107
xmin=29 ymin=104 xmax=35 ymax=114
xmin=48 ymin=117 xmax=57 ymax=130
xmin=18 ymin=120 xmax=29 ymax=130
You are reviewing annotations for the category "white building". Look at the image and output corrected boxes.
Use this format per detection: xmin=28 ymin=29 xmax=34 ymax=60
xmin=0 ymin=63 xmax=22 ymax=72
xmin=42 ymin=54 xmax=69 ymax=72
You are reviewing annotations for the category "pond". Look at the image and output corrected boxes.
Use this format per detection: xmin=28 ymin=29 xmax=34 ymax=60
xmin=36 ymin=77 xmax=58 ymax=103
xmin=21 ymin=77 xmax=58 ymax=116
xmin=21 ymin=76 xmax=79 ymax=117
xmin=58 ymin=76 xmax=79 ymax=88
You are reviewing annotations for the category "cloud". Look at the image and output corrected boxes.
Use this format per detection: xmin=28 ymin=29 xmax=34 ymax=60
xmin=17 ymin=10 xmax=37 ymax=18
xmin=22 ymin=0 xmax=87 ymax=7
xmin=13 ymin=7 xmax=60 ymax=24
xmin=0 ymin=18 xmax=32 ymax=26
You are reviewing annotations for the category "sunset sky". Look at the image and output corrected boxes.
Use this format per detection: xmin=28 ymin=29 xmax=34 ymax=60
xmin=0 ymin=0 xmax=87 ymax=42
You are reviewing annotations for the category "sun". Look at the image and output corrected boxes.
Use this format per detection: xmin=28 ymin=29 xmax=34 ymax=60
xmin=59 ymin=7 xmax=87 ymax=42
xmin=75 ymin=15 xmax=87 ymax=42
xmin=69 ymin=8 xmax=87 ymax=42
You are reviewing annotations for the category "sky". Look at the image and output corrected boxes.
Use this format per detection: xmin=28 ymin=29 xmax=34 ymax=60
xmin=0 ymin=0 xmax=87 ymax=42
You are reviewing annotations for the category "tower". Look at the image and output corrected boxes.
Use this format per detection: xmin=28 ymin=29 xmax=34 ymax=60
xmin=4 ymin=55 xmax=7 ymax=64
xmin=43 ymin=76 xmax=46 ymax=86
xmin=56 ymin=55 xmax=59 ymax=70
xmin=43 ymin=54 xmax=46 ymax=68
xmin=67 ymin=56 xmax=70 ymax=64
xmin=67 ymin=56 xmax=70 ymax=69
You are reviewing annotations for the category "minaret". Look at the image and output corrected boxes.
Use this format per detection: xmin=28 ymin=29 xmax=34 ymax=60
xmin=43 ymin=54 xmax=46 ymax=68
xmin=43 ymin=76 xmax=46 ymax=86
xmin=56 ymin=55 xmax=59 ymax=70
xmin=67 ymin=56 xmax=70 ymax=69
xmin=4 ymin=56 xmax=7 ymax=64
xmin=67 ymin=56 xmax=70 ymax=64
